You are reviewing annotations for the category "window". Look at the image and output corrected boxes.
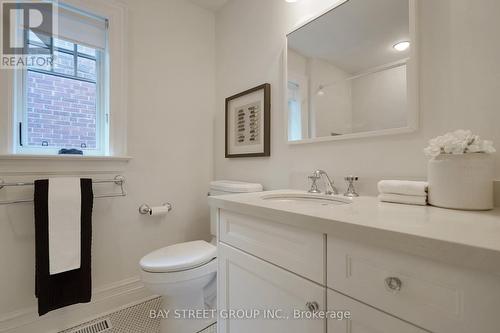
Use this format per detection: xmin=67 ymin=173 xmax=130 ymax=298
xmin=1 ymin=0 xmax=127 ymax=157
xmin=288 ymin=81 xmax=302 ymax=141
xmin=15 ymin=5 xmax=109 ymax=155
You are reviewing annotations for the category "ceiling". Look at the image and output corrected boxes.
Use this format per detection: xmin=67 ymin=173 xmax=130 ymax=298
xmin=288 ymin=0 xmax=410 ymax=74
xmin=188 ymin=0 xmax=230 ymax=12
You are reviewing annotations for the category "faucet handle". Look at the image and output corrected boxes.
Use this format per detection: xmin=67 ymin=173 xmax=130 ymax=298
xmin=344 ymin=176 xmax=359 ymax=197
xmin=308 ymin=175 xmax=322 ymax=194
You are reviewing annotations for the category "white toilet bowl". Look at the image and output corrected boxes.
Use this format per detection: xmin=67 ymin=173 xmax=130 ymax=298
xmin=140 ymin=180 xmax=263 ymax=333
xmin=140 ymin=240 xmax=217 ymax=333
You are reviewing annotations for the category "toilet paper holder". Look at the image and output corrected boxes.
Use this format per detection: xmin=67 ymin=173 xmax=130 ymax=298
xmin=139 ymin=202 xmax=173 ymax=215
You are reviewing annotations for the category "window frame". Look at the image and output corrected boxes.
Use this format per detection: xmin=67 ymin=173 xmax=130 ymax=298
xmin=15 ymin=34 xmax=108 ymax=156
xmin=287 ymin=71 xmax=310 ymax=141
xmin=0 ymin=0 xmax=127 ymax=158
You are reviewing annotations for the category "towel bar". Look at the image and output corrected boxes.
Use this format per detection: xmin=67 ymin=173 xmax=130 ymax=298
xmin=0 ymin=175 xmax=126 ymax=205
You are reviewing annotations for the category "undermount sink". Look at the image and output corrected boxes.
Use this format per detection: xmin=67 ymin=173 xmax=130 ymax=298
xmin=261 ymin=193 xmax=352 ymax=206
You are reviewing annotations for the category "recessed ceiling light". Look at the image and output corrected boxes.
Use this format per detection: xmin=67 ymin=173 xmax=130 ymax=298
xmin=285 ymin=0 xmax=299 ymax=3
xmin=393 ymin=41 xmax=410 ymax=52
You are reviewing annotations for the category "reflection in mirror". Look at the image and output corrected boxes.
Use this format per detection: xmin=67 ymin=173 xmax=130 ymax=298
xmin=287 ymin=0 xmax=413 ymax=142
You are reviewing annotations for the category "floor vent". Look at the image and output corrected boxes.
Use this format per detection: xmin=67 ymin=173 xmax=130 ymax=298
xmin=58 ymin=297 xmax=161 ymax=333
xmin=68 ymin=318 xmax=113 ymax=333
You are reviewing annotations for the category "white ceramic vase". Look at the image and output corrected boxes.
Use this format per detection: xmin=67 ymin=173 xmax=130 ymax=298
xmin=428 ymin=153 xmax=494 ymax=210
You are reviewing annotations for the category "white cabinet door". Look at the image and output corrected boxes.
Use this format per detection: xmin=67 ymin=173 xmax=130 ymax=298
xmin=327 ymin=290 xmax=427 ymax=333
xmin=218 ymin=243 xmax=326 ymax=333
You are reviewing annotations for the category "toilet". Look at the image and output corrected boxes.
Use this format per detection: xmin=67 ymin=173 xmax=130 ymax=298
xmin=140 ymin=180 xmax=263 ymax=333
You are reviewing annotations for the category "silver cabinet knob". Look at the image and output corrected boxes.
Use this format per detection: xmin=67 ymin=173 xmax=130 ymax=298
xmin=306 ymin=301 xmax=320 ymax=312
xmin=385 ymin=277 xmax=402 ymax=292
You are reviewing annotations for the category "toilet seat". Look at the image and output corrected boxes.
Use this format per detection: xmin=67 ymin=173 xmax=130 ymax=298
xmin=140 ymin=240 xmax=217 ymax=273
xmin=141 ymin=257 xmax=217 ymax=285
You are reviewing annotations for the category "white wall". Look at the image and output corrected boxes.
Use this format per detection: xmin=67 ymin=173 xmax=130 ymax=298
xmin=215 ymin=0 xmax=500 ymax=196
xmin=288 ymin=49 xmax=406 ymax=137
xmin=351 ymin=65 xmax=407 ymax=133
xmin=287 ymin=49 xmax=307 ymax=77
xmin=0 ymin=0 xmax=215 ymax=330
xmin=309 ymin=58 xmax=352 ymax=136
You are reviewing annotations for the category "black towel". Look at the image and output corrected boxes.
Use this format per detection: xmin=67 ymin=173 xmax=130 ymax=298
xmin=34 ymin=178 xmax=93 ymax=316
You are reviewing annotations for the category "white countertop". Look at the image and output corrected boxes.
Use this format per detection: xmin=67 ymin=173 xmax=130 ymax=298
xmin=209 ymin=190 xmax=500 ymax=275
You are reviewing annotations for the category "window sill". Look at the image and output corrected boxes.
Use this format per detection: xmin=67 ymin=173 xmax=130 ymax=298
xmin=0 ymin=154 xmax=132 ymax=162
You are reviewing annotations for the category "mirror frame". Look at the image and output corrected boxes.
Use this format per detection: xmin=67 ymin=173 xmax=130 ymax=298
xmin=284 ymin=0 xmax=419 ymax=145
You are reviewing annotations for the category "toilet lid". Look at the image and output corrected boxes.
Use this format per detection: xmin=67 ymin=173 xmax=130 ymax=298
xmin=210 ymin=180 xmax=263 ymax=193
xmin=140 ymin=240 xmax=217 ymax=273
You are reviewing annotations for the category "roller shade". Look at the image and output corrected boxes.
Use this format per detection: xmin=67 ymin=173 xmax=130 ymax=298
xmin=19 ymin=4 xmax=108 ymax=49
xmin=55 ymin=6 xmax=107 ymax=50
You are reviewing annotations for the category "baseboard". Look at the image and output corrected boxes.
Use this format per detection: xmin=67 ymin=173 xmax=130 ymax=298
xmin=0 ymin=276 xmax=152 ymax=333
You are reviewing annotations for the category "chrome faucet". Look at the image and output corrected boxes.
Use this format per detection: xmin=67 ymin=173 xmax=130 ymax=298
xmin=308 ymin=170 xmax=338 ymax=195
xmin=344 ymin=176 xmax=359 ymax=197
xmin=308 ymin=173 xmax=322 ymax=194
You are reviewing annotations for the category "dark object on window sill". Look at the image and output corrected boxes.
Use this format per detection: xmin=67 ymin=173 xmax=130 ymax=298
xmin=58 ymin=149 xmax=83 ymax=155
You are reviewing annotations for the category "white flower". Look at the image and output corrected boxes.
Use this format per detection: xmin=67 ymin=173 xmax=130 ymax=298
xmin=423 ymin=145 xmax=442 ymax=158
xmin=424 ymin=130 xmax=496 ymax=158
xmin=482 ymin=140 xmax=497 ymax=154
xmin=467 ymin=143 xmax=482 ymax=153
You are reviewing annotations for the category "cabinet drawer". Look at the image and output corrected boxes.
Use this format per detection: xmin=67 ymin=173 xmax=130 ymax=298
xmin=328 ymin=289 xmax=426 ymax=333
xmin=219 ymin=210 xmax=325 ymax=284
xmin=327 ymin=236 xmax=500 ymax=333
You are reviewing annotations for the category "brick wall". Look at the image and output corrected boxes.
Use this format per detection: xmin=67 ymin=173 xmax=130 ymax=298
xmin=26 ymin=71 xmax=97 ymax=149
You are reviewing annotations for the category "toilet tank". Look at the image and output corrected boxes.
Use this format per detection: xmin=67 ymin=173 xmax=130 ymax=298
xmin=208 ymin=180 xmax=263 ymax=238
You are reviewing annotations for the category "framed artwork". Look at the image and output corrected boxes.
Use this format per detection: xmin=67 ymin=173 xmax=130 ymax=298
xmin=225 ymin=83 xmax=271 ymax=158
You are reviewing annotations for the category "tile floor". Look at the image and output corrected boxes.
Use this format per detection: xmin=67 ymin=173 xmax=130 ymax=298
xmin=60 ymin=297 xmax=217 ymax=333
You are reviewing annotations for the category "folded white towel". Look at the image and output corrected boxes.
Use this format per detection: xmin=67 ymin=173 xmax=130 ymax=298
xmin=48 ymin=178 xmax=81 ymax=275
xmin=378 ymin=180 xmax=428 ymax=196
xmin=378 ymin=193 xmax=427 ymax=206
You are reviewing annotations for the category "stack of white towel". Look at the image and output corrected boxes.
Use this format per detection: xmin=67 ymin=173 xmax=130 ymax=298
xmin=377 ymin=180 xmax=429 ymax=206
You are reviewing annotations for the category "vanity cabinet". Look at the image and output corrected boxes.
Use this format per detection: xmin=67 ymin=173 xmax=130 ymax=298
xmin=216 ymin=209 xmax=500 ymax=333
xmin=328 ymin=290 xmax=427 ymax=333
xmin=217 ymin=243 xmax=326 ymax=333
xmin=327 ymin=236 xmax=500 ymax=333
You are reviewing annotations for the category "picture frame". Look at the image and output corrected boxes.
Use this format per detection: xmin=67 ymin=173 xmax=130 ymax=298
xmin=225 ymin=83 xmax=271 ymax=158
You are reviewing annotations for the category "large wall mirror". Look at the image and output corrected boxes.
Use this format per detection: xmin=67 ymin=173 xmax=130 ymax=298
xmin=286 ymin=0 xmax=418 ymax=143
